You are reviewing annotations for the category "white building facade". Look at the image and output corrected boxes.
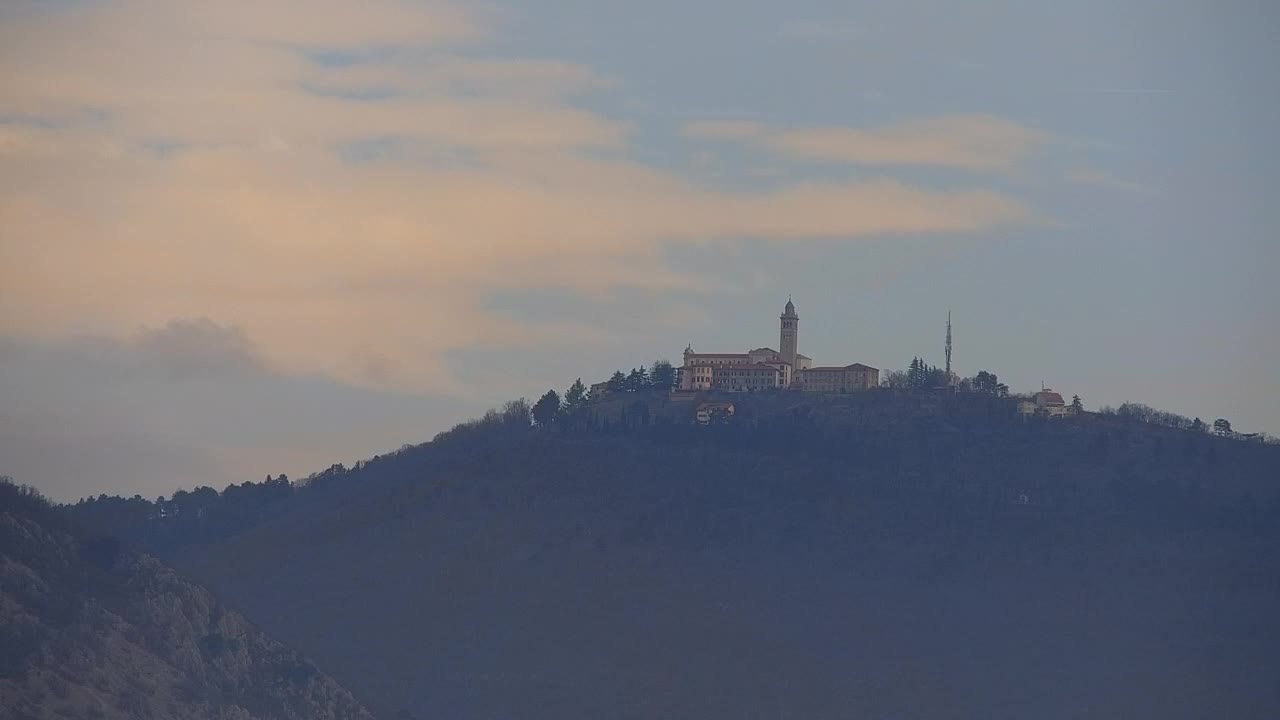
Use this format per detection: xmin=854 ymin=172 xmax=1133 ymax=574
xmin=678 ymin=299 xmax=814 ymax=391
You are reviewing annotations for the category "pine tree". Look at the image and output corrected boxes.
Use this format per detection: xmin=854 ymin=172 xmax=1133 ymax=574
xmin=1071 ymin=395 xmax=1084 ymax=413
xmin=607 ymin=371 xmax=626 ymax=392
xmin=563 ymin=378 xmax=587 ymax=413
xmin=625 ymin=367 xmax=648 ymax=392
xmin=650 ymin=360 xmax=676 ymax=390
xmin=532 ymin=390 xmax=561 ymax=427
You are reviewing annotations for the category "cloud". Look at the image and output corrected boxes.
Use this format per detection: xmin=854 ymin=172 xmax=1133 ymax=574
xmin=4 ymin=0 xmax=479 ymax=53
xmin=0 ymin=334 xmax=475 ymax=501
xmin=304 ymin=57 xmax=615 ymax=101
xmin=1069 ymin=169 xmax=1155 ymax=194
xmin=125 ymin=318 xmax=266 ymax=378
xmin=683 ymin=115 xmax=1047 ymax=171
xmin=0 ymin=1 xmax=1038 ymax=396
xmin=0 ymin=320 xmax=265 ymax=386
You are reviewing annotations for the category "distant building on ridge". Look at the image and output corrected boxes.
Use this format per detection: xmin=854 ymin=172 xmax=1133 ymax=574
xmin=1018 ymin=388 xmax=1074 ymax=419
xmin=678 ymin=298 xmax=877 ymax=393
xmin=798 ymin=363 xmax=880 ymax=393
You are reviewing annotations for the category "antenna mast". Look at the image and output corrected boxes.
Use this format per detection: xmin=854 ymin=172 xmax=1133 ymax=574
xmin=945 ymin=311 xmax=953 ymax=380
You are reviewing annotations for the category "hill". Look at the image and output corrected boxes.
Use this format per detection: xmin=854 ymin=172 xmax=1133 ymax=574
xmin=0 ymin=479 xmax=375 ymax=720
xmin=50 ymin=392 xmax=1280 ymax=718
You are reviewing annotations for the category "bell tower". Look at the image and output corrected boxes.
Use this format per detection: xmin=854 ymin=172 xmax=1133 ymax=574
xmin=779 ymin=296 xmax=799 ymax=370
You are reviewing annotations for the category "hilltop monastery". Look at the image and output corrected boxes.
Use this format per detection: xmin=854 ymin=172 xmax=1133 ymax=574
xmin=678 ymin=299 xmax=879 ymax=393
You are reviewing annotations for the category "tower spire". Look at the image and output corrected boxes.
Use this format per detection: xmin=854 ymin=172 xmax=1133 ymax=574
xmin=779 ymin=296 xmax=799 ymax=375
xmin=945 ymin=311 xmax=953 ymax=379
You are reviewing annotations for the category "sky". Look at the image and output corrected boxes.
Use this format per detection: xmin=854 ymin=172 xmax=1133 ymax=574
xmin=2 ymin=0 xmax=1277 ymax=502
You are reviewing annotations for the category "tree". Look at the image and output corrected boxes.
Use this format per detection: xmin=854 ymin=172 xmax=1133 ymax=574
xmin=1090 ymin=431 xmax=1111 ymax=463
xmin=629 ymin=400 xmax=651 ymax=427
xmin=563 ymin=378 xmax=587 ymax=413
xmin=882 ymin=370 xmax=908 ymax=388
xmin=972 ymin=370 xmax=999 ymax=394
xmin=650 ymin=360 xmax=676 ymax=390
xmin=908 ymin=357 xmax=922 ymax=389
xmin=905 ymin=357 xmax=944 ymax=391
xmin=1213 ymin=418 xmax=1233 ymax=437
xmin=1191 ymin=417 xmax=1205 ymax=433
xmin=1071 ymin=395 xmax=1084 ymax=413
xmin=921 ymin=363 xmax=946 ymax=389
xmin=606 ymin=371 xmax=626 ymax=392
xmin=625 ymin=367 xmax=649 ymax=392
xmin=501 ymin=398 xmax=532 ymax=426
xmin=532 ymin=390 xmax=561 ymax=427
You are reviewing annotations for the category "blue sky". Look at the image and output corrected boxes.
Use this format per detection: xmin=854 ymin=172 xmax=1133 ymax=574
xmin=1 ymin=0 xmax=1277 ymax=500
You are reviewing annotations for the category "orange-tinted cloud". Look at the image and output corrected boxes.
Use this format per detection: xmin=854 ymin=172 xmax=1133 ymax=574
xmin=0 ymin=1 xmax=1037 ymax=395
xmin=684 ymin=115 xmax=1047 ymax=171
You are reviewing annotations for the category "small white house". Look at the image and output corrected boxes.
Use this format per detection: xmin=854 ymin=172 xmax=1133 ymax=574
xmin=1036 ymin=390 xmax=1071 ymax=418
xmin=1019 ymin=389 xmax=1074 ymax=419
xmin=696 ymin=402 xmax=735 ymax=425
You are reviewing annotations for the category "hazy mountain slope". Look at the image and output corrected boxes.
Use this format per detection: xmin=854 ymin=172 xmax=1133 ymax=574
xmin=173 ymin=412 xmax=1280 ymax=720
xmin=0 ymin=483 xmax=375 ymax=720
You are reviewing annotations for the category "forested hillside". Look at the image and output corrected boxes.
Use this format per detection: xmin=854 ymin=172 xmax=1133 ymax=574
xmin=38 ymin=392 xmax=1280 ymax=718
xmin=0 ymin=480 xmax=374 ymax=720
xmin=92 ymin=393 xmax=1275 ymax=720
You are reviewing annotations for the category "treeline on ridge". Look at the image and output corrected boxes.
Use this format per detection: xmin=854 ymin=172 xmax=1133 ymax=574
xmin=56 ymin=380 xmax=1280 ymax=557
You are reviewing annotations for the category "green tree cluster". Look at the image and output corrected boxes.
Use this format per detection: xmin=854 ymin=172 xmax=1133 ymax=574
xmin=970 ymin=370 xmax=1007 ymax=396
xmin=906 ymin=357 xmax=949 ymax=391
xmin=603 ymin=360 xmax=678 ymax=395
